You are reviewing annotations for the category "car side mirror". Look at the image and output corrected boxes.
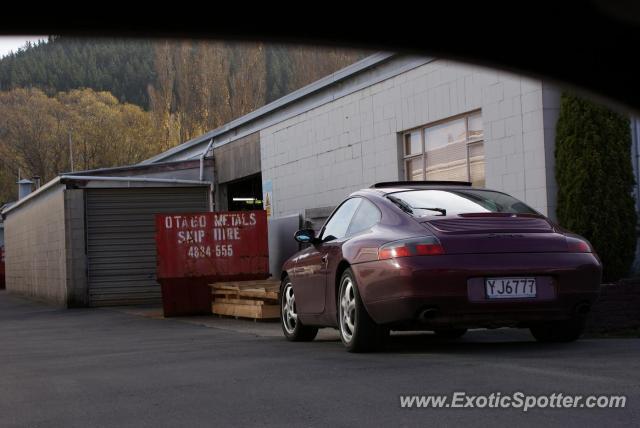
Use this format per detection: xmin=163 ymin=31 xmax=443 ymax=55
xmin=294 ymin=228 xmax=317 ymax=244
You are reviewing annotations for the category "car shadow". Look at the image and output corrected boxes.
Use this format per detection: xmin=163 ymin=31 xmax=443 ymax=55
xmin=387 ymin=330 xmax=607 ymax=355
xmin=314 ymin=328 xmax=601 ymax=355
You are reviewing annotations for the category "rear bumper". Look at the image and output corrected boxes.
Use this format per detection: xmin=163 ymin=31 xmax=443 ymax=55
xmin=351 ymin=252 xmax=601 ymax=327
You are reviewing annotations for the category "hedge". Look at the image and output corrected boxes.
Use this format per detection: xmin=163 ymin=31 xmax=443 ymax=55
xmin=555 ymin=92 xmax=637 ymax=281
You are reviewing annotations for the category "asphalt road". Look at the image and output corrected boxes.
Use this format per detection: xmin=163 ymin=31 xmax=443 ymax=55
xmin=1 ymin=290 xmax=638 ymax=427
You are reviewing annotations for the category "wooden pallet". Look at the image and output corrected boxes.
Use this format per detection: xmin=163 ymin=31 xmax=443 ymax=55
xmin=210 ymin=279 xmax=281 ymax=320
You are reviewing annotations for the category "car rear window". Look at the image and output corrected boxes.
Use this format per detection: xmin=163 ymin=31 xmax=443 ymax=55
xmin=389 ymin=189 xmax=539 ymax=217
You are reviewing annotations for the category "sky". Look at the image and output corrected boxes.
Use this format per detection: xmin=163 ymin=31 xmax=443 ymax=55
xmin=0 ymin=36 xmax=48 ymax=58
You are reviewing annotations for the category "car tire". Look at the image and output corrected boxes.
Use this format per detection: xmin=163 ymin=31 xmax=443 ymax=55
xmin=280 ymin=276 xmax=318 ymax=342
xmin=338 ymin=268 xmax=387 ymax=353
xmin=529 ymin=318 xmax=585 ymax=343
xmin=433 ymin=328 xmax=467 ymax=339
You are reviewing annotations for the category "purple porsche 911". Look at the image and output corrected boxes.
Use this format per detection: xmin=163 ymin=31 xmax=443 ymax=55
xmin=279 ymin=181 xmax=602 ymax=352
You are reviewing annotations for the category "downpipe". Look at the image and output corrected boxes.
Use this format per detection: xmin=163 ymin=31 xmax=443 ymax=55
xmin=200 ymin=138 xmax=215 ymax=182
xmin=200 ymin=138 xmax=216 ymax=211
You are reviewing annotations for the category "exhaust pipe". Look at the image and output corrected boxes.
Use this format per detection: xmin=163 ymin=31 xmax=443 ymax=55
xmin=418 ymin=307 xmax=439 ymax=322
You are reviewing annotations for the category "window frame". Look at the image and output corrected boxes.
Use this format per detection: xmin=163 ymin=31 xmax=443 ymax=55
xmin=402 ymin=110 xmax=484 ymax=183
xmin=402 ymin=131 xmax=425 ymax=182
xmin=466 ymin=140 xmax=485 ymax=187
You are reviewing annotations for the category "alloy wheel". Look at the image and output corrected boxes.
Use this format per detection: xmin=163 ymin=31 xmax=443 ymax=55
xmin=340 ymin=277 xmax=357 ymax=343
xmin=282 ymin=282 xmax=298 ymax=334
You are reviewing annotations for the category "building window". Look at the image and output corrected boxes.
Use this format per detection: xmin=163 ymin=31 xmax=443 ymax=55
xmin=402 ymin=111 xmax=485 ymax=186
xmin=403 ymin=131 xmax=423 ymax=180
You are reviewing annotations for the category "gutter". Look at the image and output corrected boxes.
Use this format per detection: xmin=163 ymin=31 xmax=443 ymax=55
xmin=59 ymin=175 xmax=211 ymax=185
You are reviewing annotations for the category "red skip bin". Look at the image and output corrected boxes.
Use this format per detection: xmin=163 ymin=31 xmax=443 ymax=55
xmin=155 ymin=210 xmax=270 ymax=316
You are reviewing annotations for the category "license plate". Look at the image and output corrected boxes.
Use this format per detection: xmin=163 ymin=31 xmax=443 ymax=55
xmin=485 ymin=278 xmax=536 ymax=299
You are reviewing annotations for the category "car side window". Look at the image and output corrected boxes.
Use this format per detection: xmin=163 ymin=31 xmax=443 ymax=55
xmin=321 ymin=198 xmax=362 ymax=241
xmin=347 ymin=199 xmax=381 ymax=236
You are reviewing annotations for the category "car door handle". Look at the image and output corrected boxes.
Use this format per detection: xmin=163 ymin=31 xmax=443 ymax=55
xmin=321 ymin=254 xmax=329 ymax=265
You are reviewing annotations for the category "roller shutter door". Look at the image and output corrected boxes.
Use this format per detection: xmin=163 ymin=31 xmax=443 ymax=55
xmin=85 ymin=187 xmax=209 ymax=306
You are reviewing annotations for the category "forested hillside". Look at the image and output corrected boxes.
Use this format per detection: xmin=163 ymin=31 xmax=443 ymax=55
xmin=0 ymin=37 xmax=155 ymax=107
xmin=0 ymin=37 xmax=367 ymax=202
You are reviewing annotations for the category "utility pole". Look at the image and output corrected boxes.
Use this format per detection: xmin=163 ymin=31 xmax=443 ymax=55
xmin=68 ymin=130 xmax=74 ymax=172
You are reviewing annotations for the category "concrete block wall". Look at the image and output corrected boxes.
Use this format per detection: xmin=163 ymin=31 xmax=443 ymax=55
xmin=260 ymin=58 xmax=559 ymax=219
xmin=483 ymin=75 xmax=560 ymax=219
xmin=541 ymin=84 xmax=562 ymax=219
xmin=4 ymin=185 xmax=68 ymax=305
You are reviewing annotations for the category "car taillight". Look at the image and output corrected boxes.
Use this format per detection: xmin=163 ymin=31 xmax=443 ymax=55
xmin=378 ymin=237 xmax=444 ymax=260
xmin=566 ymin=236 xmax=591 ymax=253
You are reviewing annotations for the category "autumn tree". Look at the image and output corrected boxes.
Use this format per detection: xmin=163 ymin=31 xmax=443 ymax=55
xmin=147 ymin=40 xmax=366 ymax=146
xmin=287 ymin=46 xmax=366 ymax=92
xmin=0 ymin=88 xmax=169 ymax=203
xmin=147 ymin=42 xmax=181 ymax=152
xmin=0 ymin=88 xmax=67 ymax=185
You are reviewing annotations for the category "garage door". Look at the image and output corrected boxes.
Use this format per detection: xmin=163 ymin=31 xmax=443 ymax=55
xmin=85 ymin=187 xmax=209 ymax=306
